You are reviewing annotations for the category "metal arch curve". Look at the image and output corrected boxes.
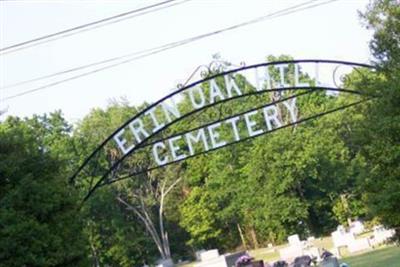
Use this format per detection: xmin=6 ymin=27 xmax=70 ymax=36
xmin=71 ymin=59 xmax=376 ymax=201
xmin=103 ymin=98 xmax=371 ymax=190
xmin=81 ymin=86 xmax=376 ymax=201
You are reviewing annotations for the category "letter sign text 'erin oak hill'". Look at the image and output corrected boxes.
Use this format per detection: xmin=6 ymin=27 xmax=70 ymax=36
xmin=114 ymin=63 xmax=304 ymax=166
xmin=70 ymin=60 xmax=375 ymax=201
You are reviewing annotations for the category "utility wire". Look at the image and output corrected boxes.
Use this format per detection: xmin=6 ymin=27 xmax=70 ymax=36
xmin=3 ymin=0 xmax=339 ymax=101
xmin=0 ymin=0 xmax=190 ymax=55
xmin=1 ymin=0 xmax=334 ymax=91
xmin=1 ymin=0 xmax=321 ymax=90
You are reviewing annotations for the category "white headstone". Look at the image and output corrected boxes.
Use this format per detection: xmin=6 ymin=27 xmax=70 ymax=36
xmin=279 ymin=244 xmax=303 ymax=262
xmin=194 ymin=256 xmax=227 ymax=267
xmin=349 ymin=220 xmax=365 ymax=235
xmin=332 ymin=231 xmax=355 ymax=248
xmin=288 ymin=234 xmax=301 ymax=246
xmin=200 ymin=249 xmax=219 ymax=261
xmin=348 ymin=238 xmax=371 ymax=253
xmin=372 ymin=225 xmax=396 ymax=245
xmin=156 ymin=258 xmax=174 ymax=267
xmin=195 ymin=250 xmax=206 ymax=261
xmin=307 ymin=236 xmax=315 ymax=242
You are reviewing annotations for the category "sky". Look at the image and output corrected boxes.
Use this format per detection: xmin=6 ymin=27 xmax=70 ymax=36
xmin=0 ymin=0 xmax=373 ymax=124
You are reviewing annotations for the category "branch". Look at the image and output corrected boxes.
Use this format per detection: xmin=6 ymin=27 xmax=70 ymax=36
xmin=164 ymin=177 xmax=182 ymax=197
xmin=116 ymin=196 xmax=165 ymax=258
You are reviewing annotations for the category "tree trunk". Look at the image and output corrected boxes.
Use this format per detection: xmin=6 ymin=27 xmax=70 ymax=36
xmin=250 ymin=227 xmax=259 ymax=249
xmin=237 ymin=223 xmax=248 ymax=249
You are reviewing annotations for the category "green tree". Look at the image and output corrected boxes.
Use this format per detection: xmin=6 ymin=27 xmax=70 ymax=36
xmin=355 ymin=0 xmax=400 ymax=238
xmin=0 ymin=113 xmax=88 ymax=267
xmin=74 ymin=100 xmax=191 ymax=264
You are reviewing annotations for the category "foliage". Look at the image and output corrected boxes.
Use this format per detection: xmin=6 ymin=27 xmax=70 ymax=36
xmin=0 ymin=113 xmax=88 ymax=267
xmin=356 ymin=0 xmax=400 ymax=239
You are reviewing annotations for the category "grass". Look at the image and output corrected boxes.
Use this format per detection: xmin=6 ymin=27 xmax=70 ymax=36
xmin=178 ymin=237 xmax=399 ymax=267
xmin=248 ymin=236 xmax=335 ymax=263
xmin=340 ymin=246 xmax=400 ymax=267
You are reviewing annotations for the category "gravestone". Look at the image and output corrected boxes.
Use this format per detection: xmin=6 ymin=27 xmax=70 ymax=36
xmin=371 ymin=225 xmax=395 ymax=246
xmin=349 ymin=220 xmax=364 ymax=235
xmin=194 ymin=250 xmax=247 ymax=267
xmin=307 ymin=236 xmax=315 ymax=242
xmin=200 ymin=249 xmax=219 ymax=261
xmin=288 ymin=234 xmax=301 ymax=246
xmin=156 ymin=258 xmax=174 ymax=267
xmin=195 ymin=249 xmax=206 ymax=261
xmin=279 ymin=244 xmax=303 ymax=262
xmin=331 ymin=230 xmax=355 ymax=248
xmin=347 ymin=238 xmax=371 ymax=253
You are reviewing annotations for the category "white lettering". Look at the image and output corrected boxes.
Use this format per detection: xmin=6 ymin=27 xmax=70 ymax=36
xmin=295 ymin=64 xmax=309 ymax=87
xmin=114 ymin=129 xmax=134 ymax=155
xmin=277 ymin=64 xmax=290 ymax=88
xmin=255 ymin=67 xmax=272 ymax=91
xmin=315 ymin=63 xmax=320 ymax=86
xmin=224 ymin=76 xmax=242 ymax=97
xmin=162 ymin=101 xmax=181 ymax=122
xmin=282 ymin=98 xmax=298 ymax=123
xmin=208 ymin=122 xmax=227 ymax=148
xmin=128 ymin=118 xmax=149 ymax=143
xmin=153 ymin=142 xmax=169 ymax=165
xmin=145 ymin=106 xmax=165 ymax=132
xmin=209 ymin=79 xmax=225 ymax=103
xmin=185 ymin=129 xmax=209 ymax=155
xmin=188 ymin=86 xmax=206 ymax=109
xmin=168 ymin=135 xmax=187 ymax=161
xmin=263 ymin=106 xmax=282 ymax=130
xmin=225 ymin=116 xmax=241 ymax=141
xmin=244 ymin=110 xmax=263 ymax=136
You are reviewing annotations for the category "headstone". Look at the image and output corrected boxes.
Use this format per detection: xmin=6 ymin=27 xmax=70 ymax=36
xmin=288 ymin=234 xmax=301 ymax=246
xmin=307 ymin=236 xmax=315 ymax=242
xmin=279 ymin=244 xmax=303 ymax=262
xmin=347 ymin=238 xmax=371 ymax=253
xmin=195 ymin=249 xmax=206 ymax=261
xmin=371 ymin=225 xmax=395 ymax=245
xmin=194 ymin=250 xmax=247 ymax=267
xmin=338 ymin=225 xmax=346 ymax=234
xmin=194 ymin=256 xmax=227 ymax=267
xmin=349 ymin=220 xmax=364 ymax=235
xmin=156 ymin=258 xmax=174 ymax=267
xmin=331 ymin=231 xmax=354 ymax=248
xmin=200 ymin=249 xmax=219 ymax=261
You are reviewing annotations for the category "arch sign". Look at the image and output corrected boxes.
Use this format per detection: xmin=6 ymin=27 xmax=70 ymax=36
xmin=70 ymin=59 xmax=375 ymax=201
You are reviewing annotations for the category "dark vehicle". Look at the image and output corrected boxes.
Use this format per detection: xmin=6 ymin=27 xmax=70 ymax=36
xmin=273 ymin=260 xmax=289 ymax=267
xmin=318 ymin=249 xmax=340 ymax=267
xmin=292 ymin=255 xmax=314 ymax=267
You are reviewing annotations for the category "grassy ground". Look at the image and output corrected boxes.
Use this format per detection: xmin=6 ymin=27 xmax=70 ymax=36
xmin=341 ymin=246 xmax=400 ymax=267
xmin=179 ymin=234 xmax=398 ymax=267
xmin=248 ymin=236 xmax=335 ymax=263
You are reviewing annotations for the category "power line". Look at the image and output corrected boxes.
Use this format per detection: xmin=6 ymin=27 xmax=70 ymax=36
xmin=1 ymin=0 xmax=334 ymax=91
xmin=0 ymin=0 xmax=328 ymax=91
xmin=3 ymin=0 xmax=340 ymax=101
xmin=0 ymin=0 xmax=190 ymax=55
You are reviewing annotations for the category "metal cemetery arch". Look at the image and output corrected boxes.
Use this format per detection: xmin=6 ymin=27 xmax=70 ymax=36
xmin=70 ymin=59 xmax=376 ymax=202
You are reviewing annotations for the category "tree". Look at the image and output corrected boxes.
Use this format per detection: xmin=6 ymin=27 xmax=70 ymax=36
xmin=74 ymin=100 xmax=191 ymax=264
xmin=355 ymin=0 xmax=400 ymax=239
xmin=0 ymin=113 xmax=88 ymax=267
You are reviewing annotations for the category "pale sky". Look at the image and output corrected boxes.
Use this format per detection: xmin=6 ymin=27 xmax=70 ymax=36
xmin=0 ymin=0 xmax=373 ymax=123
